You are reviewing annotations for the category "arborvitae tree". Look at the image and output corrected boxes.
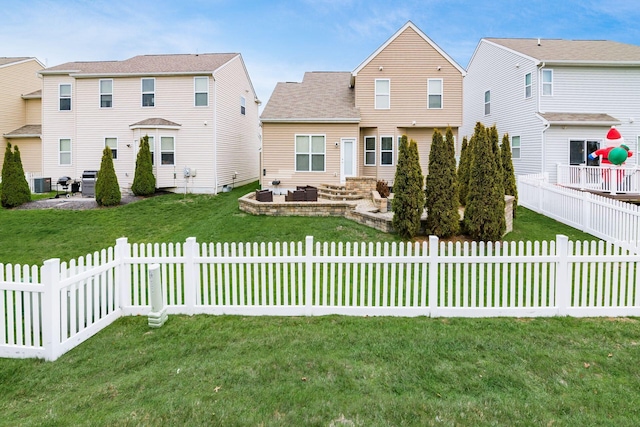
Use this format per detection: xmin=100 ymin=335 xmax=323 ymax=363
xmin=457 ymin=136 xmax=472 ymax=206
xmin=131 ymin=135 xmax=156 ymax=196
xmin=95 ymin=146 xmax=121 ymax=207
xmin=425 ymin=127 xmax=460 ymax=237
xmin=392 ymin=135 xmax=425 ymax=239
xmin=463 ymin=122 xmax=505 ymax=241
xmin=12 ymin=146 xmax=32 ymax=204
xmin=1 ymin=142 xmax=31 ymax=208
xmin=501 ymin=133 xmax=518 ymax=218
xmin=487 ymin=124 xmax=503 ymax=187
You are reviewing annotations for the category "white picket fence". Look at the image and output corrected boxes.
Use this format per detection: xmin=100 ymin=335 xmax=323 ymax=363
xmin=518 ymin=173 xmax=640 ymax=250
xmin=1 ymin=235 xmax=639 ymax=361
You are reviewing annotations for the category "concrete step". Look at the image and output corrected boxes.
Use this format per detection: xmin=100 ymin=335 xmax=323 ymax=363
xmin=318 ymin=184 xmax=365 ymax=201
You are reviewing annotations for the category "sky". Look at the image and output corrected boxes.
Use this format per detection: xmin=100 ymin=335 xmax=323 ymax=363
xmin=3 ymin=0 xmax=640 ymax=107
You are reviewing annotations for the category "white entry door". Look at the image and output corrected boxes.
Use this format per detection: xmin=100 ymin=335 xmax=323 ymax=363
xmin=340 ymin=138 xmax=356 ymax=183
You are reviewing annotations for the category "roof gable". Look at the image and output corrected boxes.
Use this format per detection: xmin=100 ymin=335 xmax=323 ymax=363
xmin=0 ymin=57 xmax=45 ymax=69
xmin=352 ymin=21 xmax=465 ymax=76
xmin=484 ymin=38 xmax=640 ymax=65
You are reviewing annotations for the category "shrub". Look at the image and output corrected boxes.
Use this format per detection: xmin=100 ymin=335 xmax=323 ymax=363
xmin=1 ymin=142 xmax=31 ymax=208
xmin=392 ymin=136 xmax=425 ymax=239
xmin=457 ymin=136 xmax=471 ymax=206
xmin=463 ymin=122 xmax=505 ymax=241
xmin=131 ymin=135 xmax=156 ymax=196
xmin=376 ymin=180 xmax=390 ymax=198
xmin=425 ymin=127 xmax=460 ymax=237
xmin=501 ymin=133 xmax=518 ymax=217
xmin=95 ymin=146 xmax=121 ymax=207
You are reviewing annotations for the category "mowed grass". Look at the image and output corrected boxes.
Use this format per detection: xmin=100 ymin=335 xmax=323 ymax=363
xmin=2 ymin=181 xmax=635 ymax=426
xmin=1 ymin=315 xmax=639 ymax=426
xmin=0 ymin=181 xmax=595 ymax=266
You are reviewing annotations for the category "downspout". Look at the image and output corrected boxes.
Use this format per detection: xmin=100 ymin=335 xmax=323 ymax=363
xmin=212 ymin=73 xmax=218 ymax=194
xmin=538 ymin=62 xmax=546 ymax=176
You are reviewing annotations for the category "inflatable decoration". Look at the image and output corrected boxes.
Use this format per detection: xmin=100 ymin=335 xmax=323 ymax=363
xmin=588 ymin=126 xmax=633 ymax=166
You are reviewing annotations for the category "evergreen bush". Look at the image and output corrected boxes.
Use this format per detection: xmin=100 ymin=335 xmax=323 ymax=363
xmin=457 ymin=136 xmax=472 ymax=206
xmin=501 ymin=133 xmax=518 ymax=217
xmin=392 ymin=136 xmax=425 ymax=239
xmin=95 ymin=146 xmax=121 ymax=207
xmin=1 ymin=142 xmax=31 ymax=208
xmin=463 ymin=122 xmax=505 ymax=241
xmin=131 ymin=135 xmax=156 ymax=196
xmin=425 ymin=127 xmax=460 ymax=237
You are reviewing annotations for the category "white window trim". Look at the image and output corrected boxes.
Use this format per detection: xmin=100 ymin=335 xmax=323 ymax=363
xmin=364 ymin=136 xmax=376 ymax=166
xmin=100 ymin=79 xmax=113 ymax=108
xmin=141 ymin=78 xmax=155 ymax=107
xmin=105 ymin=137 xmax=118 ymax=160
xmin=59 ymin=138 xmax=72 ymax=165
xmin=240 ymin=96 xmax=246 ymax=115
xmin=524 ymin=73 xmax=532 ymax=99
xmin=375 ymin=79 xmax=390 ymax=110
xmin=194 ymin=76 xmax=208 ymax=107
xmin=146 ymin=135 xmax=156 ymax=166
xmin=542 ymin=69 xmax=553 ymax=96
xmin=484 ymin=90 xmax=491 ymax=116
xmin=295 ymin=134 xmax=326 ymax=172
xmin=160 ymin=135 xmax=175 ymax=166
xmin=511 ymin=135 xmax=521 ymax=159
xmin=59 ymin=83 xmax=71 ymax=111
xmin=380 ymin=136 xmax=394 ymax=166
xmin=427 ymin=78 xmax=443 ymax=109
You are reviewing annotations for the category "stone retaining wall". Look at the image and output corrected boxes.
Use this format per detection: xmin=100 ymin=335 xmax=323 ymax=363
xmin=345 ymin=176 xmax=376 ymax=194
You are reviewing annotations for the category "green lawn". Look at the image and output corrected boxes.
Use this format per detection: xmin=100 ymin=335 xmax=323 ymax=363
xmin=2 ymin=182 xmax=636 ymax=426
xmin=0 ymin=182 xmax=595 ymax=266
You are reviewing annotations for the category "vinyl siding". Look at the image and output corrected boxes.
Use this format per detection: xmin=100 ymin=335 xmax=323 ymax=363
xmin=213 ymin=55 xmax=261 ymax=191
xmin=462 ymin=41 xmax=544 ymax=176
xmin=8 ymin=137 xmax=41 ymax=174
xmin=0 ymin=60 xmax=43 ymax=173
xmin=261 ymin=122 xmax=359 ymax=192
xmin=355 ymin=27 xmax=463 ymax=129
xmin=42 ymin=60 xmax=259 ymax=193
xmin=25 ymin=98 xmax=42 ymax=125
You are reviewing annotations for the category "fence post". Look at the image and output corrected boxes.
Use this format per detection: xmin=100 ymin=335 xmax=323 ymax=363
xmin=115 ymin=237 xmax=130 ymax=311
xmin=305 ymin=236 xmax=314 ymax=315
xmin=147 ymin=264 xmax=168 ymax=327
xmin=41 ymin=258 xmax=62 ymax=361
xmin=428 ymin=236 xmax=439 ymax=317
xmin=183 ymin=237 xmax=198 ymax=313
xmin=555 ymin=235 xmax=570 ymax=316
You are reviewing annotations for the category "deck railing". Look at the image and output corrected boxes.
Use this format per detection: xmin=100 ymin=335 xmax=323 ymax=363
xmin=556 ymin=164 xmax=640 ymax=195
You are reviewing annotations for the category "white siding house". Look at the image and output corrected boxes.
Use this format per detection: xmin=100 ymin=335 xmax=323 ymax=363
xmin=39 ymin=54 xmax=260 ymax=194
xmin=462 ymin=38 xmax=640 ymax=183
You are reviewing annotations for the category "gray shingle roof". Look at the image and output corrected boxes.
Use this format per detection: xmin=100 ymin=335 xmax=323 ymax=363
xmin=3 ymin=124 xmax=42 ymax=138
xmin=261 ymin=72 xmax=359 ymax=122
xmin=130 ymin=118 xmax=181 ymax=127
xmin=0 ymin=57 xmax=31 ymax=67
xmin=539 ymin=112 xmax=620 ymax=125
xmin=43 ymin=53 xmax=239 ymax=75
xmin=486 ymin=38 xmax=640 ymax=63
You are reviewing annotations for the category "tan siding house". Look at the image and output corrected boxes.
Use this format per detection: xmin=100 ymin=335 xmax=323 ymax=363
xmin=260 ymin=21 xmax=464 ymax=192
xmin=39 ymin=53 xmax=260 ymax=194
xmin=1 ymin=58 xmax=44 ymax=175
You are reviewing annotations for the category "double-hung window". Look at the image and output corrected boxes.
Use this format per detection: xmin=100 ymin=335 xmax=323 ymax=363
xmin=484 ymin=90 xmax=491 ymax=115
xmin=194 ymin=77 xmax=208 ymax=106
xmin=428 ymin=79 xmax=443 ymax=109
xmin=511 ymin=136 xmax=521 ymax=159
xmin=100 ymin=79 xmax=113 ymax=108
xmin=380 ymin=136 xmax=393 ymax=165
xmin=105 ymin=137 xmax=118 ymax=159
xmin=364 ymin=136 xmax=376 ymax=166
xmin=142 ymin=78 xmax=155 ymax=107
xmin=59 ymin=138 xmax=71 ymax=165
xmin=240 ymin=96 xmax=246 ymax=115
xmin=542 ymin=69 xmax=553 ymax=96
xmin=295 ymin=135 xmax=325 ymax=172
xmin=375 ymin=79 xmax=390 ymax=109
xmin=524 ymin=73 xmax=532 ymax=99
xmin=160 ymin=136 xmax=175 ymax=165
xmin=59 ymin=84 xmax=71 ymax=111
